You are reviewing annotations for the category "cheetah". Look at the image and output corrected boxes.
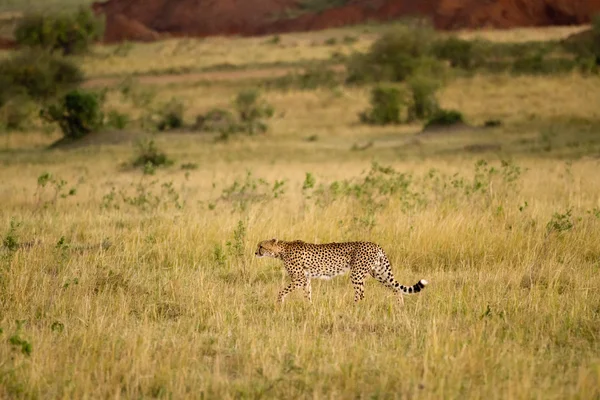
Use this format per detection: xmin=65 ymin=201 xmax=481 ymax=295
xmin=254 ymin=238 xmax=428 ymax=304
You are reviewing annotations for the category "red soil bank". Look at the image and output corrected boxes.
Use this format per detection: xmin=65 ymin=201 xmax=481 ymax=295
xmin=0 ymin=37 xmax=17 ymax=50
xmin=91 ymin=0 xmax=600 ymax=43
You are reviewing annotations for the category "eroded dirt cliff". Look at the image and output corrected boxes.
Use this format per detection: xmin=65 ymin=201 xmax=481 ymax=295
xmin=91 ymin=0 xmax=600 ymax=43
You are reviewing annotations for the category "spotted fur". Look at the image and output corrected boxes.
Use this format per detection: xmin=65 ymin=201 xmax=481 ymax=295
xmin=255 ymin=238 xmax=428 ymax=304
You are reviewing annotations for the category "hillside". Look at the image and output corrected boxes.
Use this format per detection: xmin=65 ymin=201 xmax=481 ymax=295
xmin=91 ymin=0 xmax=600 ymax=43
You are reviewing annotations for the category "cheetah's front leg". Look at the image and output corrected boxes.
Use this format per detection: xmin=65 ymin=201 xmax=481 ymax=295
xmin=277 ymin=283 xmax=293 ymax=303
xmin=277 ymin=277 xmax=308 ymax=303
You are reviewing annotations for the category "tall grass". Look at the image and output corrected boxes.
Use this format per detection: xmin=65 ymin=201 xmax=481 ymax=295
xmin=0 ymin=155 xmax=599 ymax=398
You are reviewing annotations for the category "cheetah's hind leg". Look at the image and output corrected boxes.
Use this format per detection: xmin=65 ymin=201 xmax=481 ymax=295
xmin=304 ymin=278 xmax=312 ymax=302
xmin=350 ymin=268 xmax=369 ymax=302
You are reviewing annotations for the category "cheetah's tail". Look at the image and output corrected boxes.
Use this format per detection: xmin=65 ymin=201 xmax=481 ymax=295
xmin=398 ymin=279 xmax=428 ymax=294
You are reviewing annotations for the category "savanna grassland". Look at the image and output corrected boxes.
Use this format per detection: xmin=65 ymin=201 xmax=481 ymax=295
xmin=1 ymin=19 xmax=600 ymax=399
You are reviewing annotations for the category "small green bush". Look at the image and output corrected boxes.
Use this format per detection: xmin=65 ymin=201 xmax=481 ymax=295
xmin=484 ymin=119 xmax=502 ymax=128
xmin=194 ymin=91 xmax=275 ymax=140
xmin=346 ymin=25 xmax=440 ymax=84
xmin=0 ymin=51 xmax=84 ymax=101
xmin=472 ymin=40 xmax=566 ymax=74
xmin=432 ymin=36 xmax=480 ymax=69
xmin=15 ymin=8 xmax=104 ymax=55
xmin=266 ymin=35 xmax=281 ymax=45
xmin=241 ymin=120 xmax=269 ymax=136
xmin=424 ymin=109 xmax=464 ymax=129
xmin=298 ymin=66 xmax=340 ymax=89
xmin=155 ymin=98 xmax=185 ymax=131
xmin=194 ymin=108 xmax=236 ymax=132
xmin=41 ymin=90 xmax=104 ymax=139
xmin=235 ymin=89 xmax=274 ymax=123
xmin=0 ymin=95 xmax=35 ymax=131
xmin=181 ymin=162 xmax=199 ymax=170
xmin=0 ymin=76 xmax=22 ymax=109
xmin=342 ymin=35 xmax=358 ymax=44
xmin=359 ymin=85 xmax=404 ymax=125
xmin=194 ymin=108 xmax=238 ymax=132
xmin=0 ymin=72 xmax=28 ymax=108
xmin=511 ymin=53 xmax=579 ymax=75
xmin=561 ymin=15 xmax=600 ymax=66
xmin=118 ymin=76 xmax=157 ymax=108
xmin=407 ymin=75 xmax=440 ymax=121
xmin=132 ymin=139 xmax=173 ymax=169
xmin=233 ymin=89 xmax=274 ymax=135
xmin=105 ymin=110 xmax=129 ymax=130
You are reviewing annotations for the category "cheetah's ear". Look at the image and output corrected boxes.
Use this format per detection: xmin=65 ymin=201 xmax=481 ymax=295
xmin=271 ymin=238 xmax=278 ymax=244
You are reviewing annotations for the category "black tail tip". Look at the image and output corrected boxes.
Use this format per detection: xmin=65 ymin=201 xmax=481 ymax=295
xmin=412 ymin=279 xmax=428 ymax=293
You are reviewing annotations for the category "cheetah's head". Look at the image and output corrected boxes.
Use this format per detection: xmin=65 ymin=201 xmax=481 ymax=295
xmin=255 ymin=238 xmax=282 ymax=258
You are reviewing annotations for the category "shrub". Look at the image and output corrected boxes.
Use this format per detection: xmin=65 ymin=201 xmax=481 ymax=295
xmin=424 ymin=109 xmax=464 ymax=129
xmin=511 ymin=53 xmax=579 ymax=75
xmin=359 ymin=85 xmax=404 ymax=125
xmin=105 ymin=110 xmax=129 ymax=130
xmin=346 ymin=24 xmax=440 ymax=84
xmin=41 ymin=90 xmax=104 ymax=139
xmin=266 ymin=35 xmax=281 ymax=45
xmin=432 ymin=36 xmax=480 ymax=69
xmin=0 ymin=51 xmax=83 ymax=100
xmin=14 ymin=8 xmax=104 ymax=55
xmin=345 ymin=53 xmax=372 ymax=84
xmin=194 ymin=108 xmax=240 ymax=134
xmin=180 ymin=162 xmax=199 ymax=170
xmin=298 ymin=66 xmax=340 ymax=89
xmin=234 ymin=89 xmax=274 ymax=123
xmin=118 ymin=76 xmax=157 ymax=108
xmin=132 ymin=139 xmax=173 ymax=169
xmin=194 ymin=91 xmax=275 ymax=140
xmin=407 ymin=75 xmax=440 ymax=121
xmin=233 ymin=89 xmax=274 ymax=135
xmin=241 ymin=120 xmax=270 ymax=136
xmin=561 ymin=15 xmax=600 ymax=66
xmin=472 ymin=40 xmax=566 ymax=74
xmin=0 ymin=95 xmax=35 ymax=131
xmin=0 ymin=73 xmax=28 ymax=109
xmin=155 ymin=98 xmax=185 ymax=131
xmin=484 ymin=119 xmax=502 ymax=128
xmin=342 ymin=35 xmax=358 ymax=44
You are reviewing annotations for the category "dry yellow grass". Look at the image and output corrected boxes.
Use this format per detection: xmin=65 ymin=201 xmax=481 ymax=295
xmin=81 ymin=36 xmax=369 ymax=79
xmin=2 ymin=23 xmax=600 ymax=399
xmin=74 ymin=23 xmax=587 ymax=79
xmin=1 ymin=151 xmax=599 ymax=398
xmin=0 ymin=22 xmax=588 ymax=80
xmin=455 ymin=25 xmax=589 ymax=43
